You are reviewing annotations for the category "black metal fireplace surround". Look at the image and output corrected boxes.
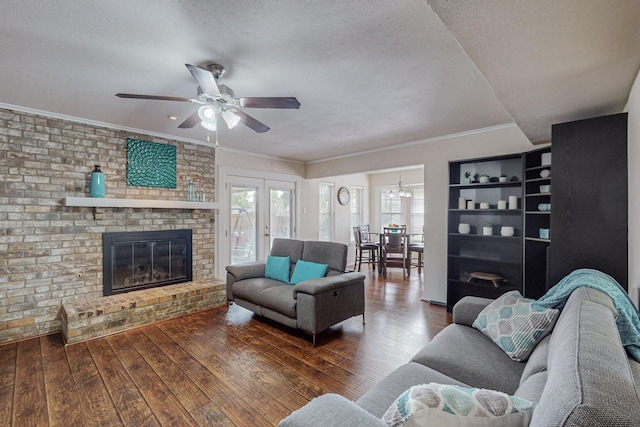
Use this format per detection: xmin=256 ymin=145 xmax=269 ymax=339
xmin=102 ymin=229 xmax=192 ymax=296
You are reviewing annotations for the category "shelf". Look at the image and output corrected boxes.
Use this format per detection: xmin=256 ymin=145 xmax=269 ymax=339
xmin=450 ymin=209 xmax=521 ymax=214
xmin=525 ymin=237 xmax=551 ymax=243
xmin=525 ymin=192 xmax=551 ymax=197
xmin=449 ymin=233 xmax=520 ymax=239
xmin=526 ymin=164 xmax=552 ymax=172
xmin=525 ymin=211 xmax=551 ymax=215
xmin=448 ymin=255 xmax=521 ymax=265
xmin=62 ymin=197 xmax=220 ymax=210
xmin=450 ymin=181 xmax=521 ymax=189
xmin=448 ymin=279 xmax=520 ymax=290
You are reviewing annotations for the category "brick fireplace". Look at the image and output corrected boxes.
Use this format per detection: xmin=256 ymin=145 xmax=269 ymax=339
xmin=0 ymin=107 xmax=224 ymax=344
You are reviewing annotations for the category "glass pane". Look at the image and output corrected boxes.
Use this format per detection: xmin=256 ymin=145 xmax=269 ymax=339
xmin=319 ymin=183 xmax=333 ymax=241
xmin=231 ymin=185 xmax=258 ymax=264
xmin=270 ymin=188 xmax=292 ymax=247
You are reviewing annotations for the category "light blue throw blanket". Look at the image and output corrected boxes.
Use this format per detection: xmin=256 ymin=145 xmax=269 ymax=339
xmin=537 ymin=268 xmax=640 ymax=362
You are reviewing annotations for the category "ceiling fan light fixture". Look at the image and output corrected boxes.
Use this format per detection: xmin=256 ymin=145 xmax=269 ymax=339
xmin=198 ymin=105 xmax=216 ymax=121
xmin=198 ymin=105 xmax=218 ymax=131
xmin=221 ymin=110 xmax=241 ymax=129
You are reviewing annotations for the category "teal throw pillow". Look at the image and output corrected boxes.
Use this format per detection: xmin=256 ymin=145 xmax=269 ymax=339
xmin=472 ymin=291 xmax=560 ymax=362
xmin=265 ymin=255 xmax=290 ymax=283
xmin=289 ymin=260 xmax=328 ymax=285
xmin=382 ymin=383 xmax=534 ymax=427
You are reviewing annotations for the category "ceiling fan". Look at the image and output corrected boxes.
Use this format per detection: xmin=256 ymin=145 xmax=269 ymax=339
xmin=116 ymin=63 xmax=300 ymax=138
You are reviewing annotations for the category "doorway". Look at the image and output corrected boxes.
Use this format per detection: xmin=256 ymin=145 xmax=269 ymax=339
xmin=223 ymin=174 xmax=296 ymax=267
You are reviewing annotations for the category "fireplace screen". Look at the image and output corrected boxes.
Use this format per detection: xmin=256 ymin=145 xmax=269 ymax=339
xmin=103 ymin=229 xmax=192 ymax=295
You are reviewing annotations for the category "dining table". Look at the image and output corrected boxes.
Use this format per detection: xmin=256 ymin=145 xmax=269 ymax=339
xmin=368 ymin=230 xmax=422 ymax=274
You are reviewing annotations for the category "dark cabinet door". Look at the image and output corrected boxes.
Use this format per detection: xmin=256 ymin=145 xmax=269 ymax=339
xmin=548 ymin=113 xmax=628 ymax=289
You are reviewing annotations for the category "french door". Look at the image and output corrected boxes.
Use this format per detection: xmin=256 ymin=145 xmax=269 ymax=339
xmin=226 ymin=176 xmax=295 ymax=265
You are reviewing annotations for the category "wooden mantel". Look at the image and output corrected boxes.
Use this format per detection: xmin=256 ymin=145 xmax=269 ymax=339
xmin=62 ymin=197 xmax=220 ymax=219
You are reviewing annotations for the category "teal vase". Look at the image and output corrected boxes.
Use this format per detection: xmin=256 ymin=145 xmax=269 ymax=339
xmin=89 ymin=165 xmax=105 ymax=198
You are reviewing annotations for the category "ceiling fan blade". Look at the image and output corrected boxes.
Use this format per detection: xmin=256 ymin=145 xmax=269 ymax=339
xmin=116 ymin=93 xmax=191 ymax=102
xmin=235 ymin=110 xmax=270 ymax=133
xmin=178 ymin=111 xmax=201 ymax=129
xmin=239 ymin=97 xmax=300 ymax=109
xmin=185 ymin=64 xmax=220 ymax=96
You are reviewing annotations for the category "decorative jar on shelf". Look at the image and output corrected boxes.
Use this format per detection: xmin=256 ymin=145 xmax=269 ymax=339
xmin=479 ymin=175 xmax=490 ymax=183
xmin=458 ymin=223 xmax=471 ymax=234
xmin=500 ymin=226 xmax=515 ymax=237
xmin=89 ymin=165 xmax=105 ymax=198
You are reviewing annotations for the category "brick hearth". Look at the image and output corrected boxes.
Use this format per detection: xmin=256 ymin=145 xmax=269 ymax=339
xmin=61 ymin=280 xmax=226 ymax=344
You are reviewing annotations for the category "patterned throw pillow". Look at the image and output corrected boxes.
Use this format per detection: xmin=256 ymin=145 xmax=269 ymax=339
xmin=382 ymin=383 xmax=534 ymax=427
xmin=472 ymin=291 xmax=559 ymax=361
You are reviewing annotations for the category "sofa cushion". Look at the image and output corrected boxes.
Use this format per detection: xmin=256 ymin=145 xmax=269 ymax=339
xmin=514 ymin=371 xmax=547 ymax=404
xmin=518 ymin=335 xmax=550 ymax=385
xmin=232 ymin=277 xmax=285 ymax=305
xmin=382 ymin=383 xmax=534 ymax=427
xmin=289 ymin=260 xmax=328 ymax=285
xmin=260 ymin=285 xmax=297 ymax=318
xmin=411 ymin=324 xmax=524 ymax=394
xmin=357 ymin=362 xmax=469 ymax=419
xmin=531 ymin=299 xmax=640 ymax=425
xmin=472 ymin=291 xmax=559 ymax=362
xmin=270 ymin=238 xmax=305 ymax=264
xmin=265 ymin=255 xmax=291 ymax=283
xmin=301 ymin=240 xmax=348 ymax=274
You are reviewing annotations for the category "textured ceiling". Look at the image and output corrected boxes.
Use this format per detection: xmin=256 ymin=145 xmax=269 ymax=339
xmin=1 ymin=1 xmax=638 ymax=162
xmin=428 ymin=0 xmax=640 ymax=143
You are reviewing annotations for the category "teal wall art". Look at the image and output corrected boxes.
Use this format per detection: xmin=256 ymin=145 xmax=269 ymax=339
xmin=126 ymin=138 xmax=177 ymax=188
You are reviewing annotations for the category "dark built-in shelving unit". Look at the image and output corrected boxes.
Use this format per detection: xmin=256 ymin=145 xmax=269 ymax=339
xmin=447 ymin=154 xmax=524 ymax=311
xmin=524 ymin=146 xmax=552 ymax=299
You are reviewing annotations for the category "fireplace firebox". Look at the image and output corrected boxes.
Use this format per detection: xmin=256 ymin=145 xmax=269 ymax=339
xmin=102 ymin=229 xmax=192 ymax=296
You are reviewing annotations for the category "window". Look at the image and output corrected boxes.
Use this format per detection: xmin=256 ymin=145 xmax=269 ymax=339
xmin=350 ymin=186 xmax=363 ymax=240
xmin=411 ymin=186 xmax=424 ymax=236
xmin=381 ymin=186 xmax=403 ymax=226
xmin=319 ymin=183 xmax=334 ymax=241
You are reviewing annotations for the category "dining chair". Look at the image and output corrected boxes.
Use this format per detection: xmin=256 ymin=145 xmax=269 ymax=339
xmin=381 ymin=226 xmax=408 ymax=279
xmin=409 ymin=231 xmax=424 ymax=274
xmin=353 ymin=226 xmax=378 ymax=271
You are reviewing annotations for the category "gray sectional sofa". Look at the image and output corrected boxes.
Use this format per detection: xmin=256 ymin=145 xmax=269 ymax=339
xmin=280 ymin=286 xmax=640 ymax=426
xmin=226 ymin=238 xmax=366 ymax=346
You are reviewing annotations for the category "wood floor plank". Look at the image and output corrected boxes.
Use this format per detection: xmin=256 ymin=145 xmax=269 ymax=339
xmin=13 ymin=338 xmax=48 ymax=426
xmin=0 ymin=343 xmax=17 ymax=426
xmin=65 ymin=342 xmax=123 ymax=427
xmin=106 ymin=333 xmax=198 ymax=426
xmin=123 ymin=328 xmax=211 ymax=412
xmin=40 ymin=334 xmax=86 ymax=427
xmin=86 ymin=338 xmax=160 ymax=427
xmin=278 ymin=389 xmax=311 ymax=412
xmin=141 ymin=325 xmax=271 ymax=427
xmin=158 ymin=319 xmax=292 ymax=425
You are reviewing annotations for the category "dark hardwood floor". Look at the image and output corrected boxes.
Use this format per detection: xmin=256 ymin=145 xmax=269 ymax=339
xmin=1 ymin=268 xmax=451 ymax=426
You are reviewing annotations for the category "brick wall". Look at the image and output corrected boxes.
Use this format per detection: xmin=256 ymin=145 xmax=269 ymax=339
xmin=0 ymin=107 xmax=217 ymax=344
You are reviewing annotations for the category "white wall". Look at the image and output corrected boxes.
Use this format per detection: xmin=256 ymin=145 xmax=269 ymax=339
xmin=625 ymin=67 xmax=640 ymax=307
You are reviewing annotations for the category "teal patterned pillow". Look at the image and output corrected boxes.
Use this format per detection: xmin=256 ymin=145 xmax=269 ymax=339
xmin=382 ymin=383 xmax=534 ymax=427
xmin=473 ymin=291 xmax=559 ymax=361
